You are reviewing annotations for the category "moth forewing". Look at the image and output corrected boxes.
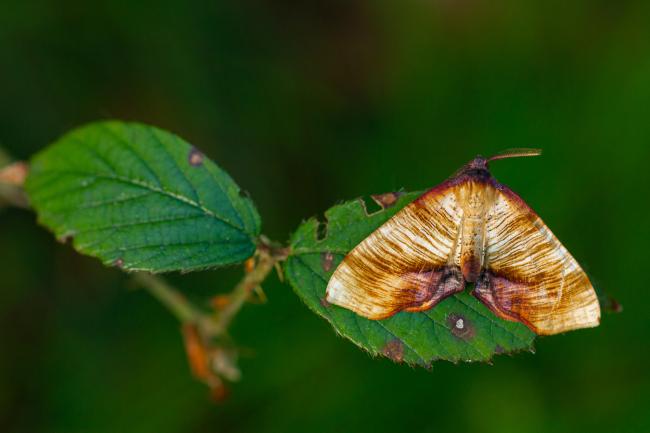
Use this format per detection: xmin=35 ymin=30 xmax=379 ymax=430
xmin=325 ymin=184 xmax=465 ymax=319
xmin=475 ymin=187 xmax=600 ymax=335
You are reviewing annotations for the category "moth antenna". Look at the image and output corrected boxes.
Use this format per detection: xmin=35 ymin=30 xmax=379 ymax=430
xmin=487 ymin=148 xmax=542 ymax=162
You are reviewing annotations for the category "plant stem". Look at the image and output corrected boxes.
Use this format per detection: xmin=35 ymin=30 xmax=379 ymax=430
xmin=217 ymin=249 xmax=277 ymax=330
xmin=2 ymin=151 xmax=289 ymax=391
xmin=132 ymin=241 xmax=288 ymax=337
xmin=2 ymin=156 xmax=286 ymax=339
xmin=132 ymin=273 xmax=201 ymax=324
xmin=0 ymin=160 xmax=29 ymax=209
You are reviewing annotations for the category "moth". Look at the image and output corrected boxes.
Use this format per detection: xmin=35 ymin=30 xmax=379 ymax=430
xmin=325 ymin=149 xmax=600 ymax=335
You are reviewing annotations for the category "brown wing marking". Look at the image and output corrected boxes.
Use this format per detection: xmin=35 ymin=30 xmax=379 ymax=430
xmin=325 ymin=185 xmax=465 ymax=320
xmin=473 ymin=187 xmax=600 ymax=335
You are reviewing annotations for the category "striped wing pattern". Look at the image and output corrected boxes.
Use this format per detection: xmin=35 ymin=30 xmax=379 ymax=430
xmin=325 ymin=185 xmax=465 ymax=319
xmin=326 ymin=173 xmax=600 ymax=335
xmin=475 ymin=187 xmax=600 ymax=335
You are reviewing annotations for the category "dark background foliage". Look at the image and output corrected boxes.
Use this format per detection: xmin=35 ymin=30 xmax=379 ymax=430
xmin=1 ymin=1 xmax=649 ymax=432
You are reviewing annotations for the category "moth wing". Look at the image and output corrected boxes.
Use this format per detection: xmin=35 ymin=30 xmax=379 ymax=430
xmin=475 ymin=186 xmax=600 ymax=335
xmin=325 ymin=184 xmax=465 ymax=320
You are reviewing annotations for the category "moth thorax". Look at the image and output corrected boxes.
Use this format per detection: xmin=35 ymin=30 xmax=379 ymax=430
xmin=459 ymin=209 xmax=486 ymax=283
xmin=461 ymin=181 xmax=496 ymax=211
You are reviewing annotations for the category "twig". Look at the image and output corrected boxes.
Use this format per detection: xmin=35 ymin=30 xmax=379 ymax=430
xmin=2 ymin=155 xmax=289 ymax=396
xmin=216 ymin=244 xmax=285 ymax=330
xmin=132 ymin=273 xmax=203 ymax=324
xmin=0 ymin=161 xmax=29 ymax=186
xmin=132 ymin=239 xmax=288 ymax=337
xmin=0 ymin=155 xmax=288 ymax=338
xmin=0 ymin=161 xmax=29 ymax=209
xmin=131 ymin=240 xmax=288 ymax=398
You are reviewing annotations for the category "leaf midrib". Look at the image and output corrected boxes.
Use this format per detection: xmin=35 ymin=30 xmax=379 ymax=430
xmin=31 ymin=169 xmax=248 ymax=234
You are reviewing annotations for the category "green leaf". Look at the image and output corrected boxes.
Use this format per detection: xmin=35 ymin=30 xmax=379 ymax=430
xmin=284 ymin=192 xmax=536 ymax=366
xmin=25 ymin=121 xmax=261 ymax=273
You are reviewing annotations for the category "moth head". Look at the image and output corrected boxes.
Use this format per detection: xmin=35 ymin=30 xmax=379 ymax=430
xmin=453 ymin=148 xmax=542 ymax=181
xmin=467 ymin=156 xmax=489 ymax=171
xmin=453 ymin=156 xmax=490 ymax=181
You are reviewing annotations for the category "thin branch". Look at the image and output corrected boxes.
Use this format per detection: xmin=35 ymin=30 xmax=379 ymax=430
xmin=0 ymin=161 xmax=29 ymax=209
xmin=216 ymin=245 xmax=284 ymax=330
xmin=132 ymin=273 xmax=202 ymax=324
xmin=132 ymin=239 xmax=288 ymax=337
xmin=0 ymin=161 xmax=29 ymax=186
xmin=2 ymin=153 xmax=289 ymax=396
xmin=130 ymin=240 xmax=288 ymax=398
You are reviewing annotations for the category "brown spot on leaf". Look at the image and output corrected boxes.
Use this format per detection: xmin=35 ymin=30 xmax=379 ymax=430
xmin=371 ymin=191 xmax=403 ymax=209
xmin=447 ymin=313 xmax=475 ymax=340
xmin=113 ymin=258 xmax=125 ymax=268
xmin=382 ymin=339 xmax=404 ymax=363
xmin=321 ymin=251 xmax=334 ymax=272
xmin=320 ymin=297 xmax=331 ymax=308
xmin=188 ymin=147 xmax=204 ymax=166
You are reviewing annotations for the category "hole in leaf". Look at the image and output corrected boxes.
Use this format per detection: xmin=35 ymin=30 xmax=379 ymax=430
xmin=316 ymin=219 xmax=328 ymax=241
xmin=360 ymin=196 xmax=382 ymax=215
xmin=57 ymin=232 xmax=75 ymax=245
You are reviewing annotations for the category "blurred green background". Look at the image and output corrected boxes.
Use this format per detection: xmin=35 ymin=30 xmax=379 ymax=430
xmin=1 ymin=1 xmax=649 ymax=432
